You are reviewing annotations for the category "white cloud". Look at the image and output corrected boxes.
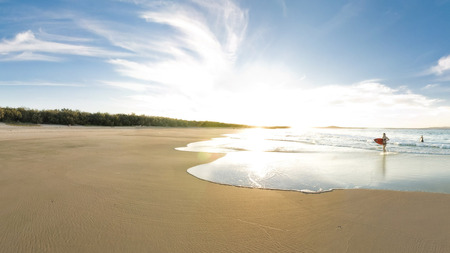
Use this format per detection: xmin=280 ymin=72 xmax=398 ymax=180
xmin=430 ymin=55 xmax=450 ymax=75
xmin=291 ymin=80 xmax=447 ymax=128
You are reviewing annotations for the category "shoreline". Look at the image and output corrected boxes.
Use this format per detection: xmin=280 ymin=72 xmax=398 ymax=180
xmin=1 ymin=125 xmax=450 ymax=252
xmin=188 ymin=167 xmax=450 ymax=196
xmin=185 ymin=150 xmax=450 ymax=195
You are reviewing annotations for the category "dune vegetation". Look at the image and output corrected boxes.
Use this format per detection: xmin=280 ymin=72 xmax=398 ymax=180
xmin=0 ymin=107 xmax=250 ymax=128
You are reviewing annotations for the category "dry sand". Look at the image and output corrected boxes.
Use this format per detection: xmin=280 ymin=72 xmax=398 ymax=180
xmin=1 ymin=123 xmax=450 ymax=253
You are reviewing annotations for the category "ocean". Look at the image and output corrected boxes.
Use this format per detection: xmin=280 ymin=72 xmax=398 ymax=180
xmin=177 ymin=127 xmax=450 ymax=194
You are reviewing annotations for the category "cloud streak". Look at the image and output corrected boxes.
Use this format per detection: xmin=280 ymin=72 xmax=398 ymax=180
xmin=0 ymin=30 xmax=126 ymax=61
xmin=0 ymin=81 xmax=84 ymax=87
xmin=101 ymin=80 xmax=158 ymax=92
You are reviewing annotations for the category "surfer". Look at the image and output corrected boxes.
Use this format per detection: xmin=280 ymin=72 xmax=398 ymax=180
xmin=420 ymin=135 xmax=424 ymax=142
xmin=382 ymin=133 xmax=389 ymax=152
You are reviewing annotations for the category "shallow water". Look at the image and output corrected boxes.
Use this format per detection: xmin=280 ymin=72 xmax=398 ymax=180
xmin=177 ymin=128 xmax=450 ymax=193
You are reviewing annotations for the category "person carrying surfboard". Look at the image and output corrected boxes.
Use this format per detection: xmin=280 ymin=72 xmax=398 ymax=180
xmin=382 ymin=133 xmax=389 ymax=152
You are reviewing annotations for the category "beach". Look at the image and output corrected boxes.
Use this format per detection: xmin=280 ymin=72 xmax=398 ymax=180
xmin=1 ymin=124 xmax=450 ymax=253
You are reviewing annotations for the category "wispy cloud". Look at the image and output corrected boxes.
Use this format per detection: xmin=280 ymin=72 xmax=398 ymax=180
xmin=101 ymin=80 xmax=156 ymax=92
xmin=0 ymin=81 xmax=84 ymax=87
xmin=37 ymin=28 xmax=92 ymax=43
xmin=276 ymin=0 xmax=288 ymax=17
xmin=0 ymin=51 xmax=61 ymax=62
xmin=320 ymin=0 xmax=364 ymax=34
xmin=85 ymin=0 xmax=248 ymax=95
xmin=422 ymin=83 xmax=440 ymax=90
xmin=0 ymin=30 xmax=126 ymax=62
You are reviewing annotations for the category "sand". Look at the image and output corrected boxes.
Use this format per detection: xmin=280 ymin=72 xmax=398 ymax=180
xmin=1 ymin=123 xmax=450 ymax=253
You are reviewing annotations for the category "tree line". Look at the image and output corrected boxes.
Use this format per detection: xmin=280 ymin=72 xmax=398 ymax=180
xmin=0 ymin=107 xmax=250 ymax=128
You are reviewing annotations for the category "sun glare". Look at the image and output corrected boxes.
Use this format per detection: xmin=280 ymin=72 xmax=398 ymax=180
xmin=245 ymin=152 xmax=272 ymax=187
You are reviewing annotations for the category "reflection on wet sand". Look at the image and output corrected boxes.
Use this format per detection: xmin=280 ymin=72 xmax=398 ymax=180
xmin=188 ymin=151 xmax=450 ymax=193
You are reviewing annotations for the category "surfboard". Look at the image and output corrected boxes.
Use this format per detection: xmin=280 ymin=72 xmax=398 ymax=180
xmin=374 ymin=138 xmax=384 ymax=145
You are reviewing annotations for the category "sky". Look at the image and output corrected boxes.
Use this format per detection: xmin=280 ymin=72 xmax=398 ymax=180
xmin=1 ymin=0 xmax=450 ymax=128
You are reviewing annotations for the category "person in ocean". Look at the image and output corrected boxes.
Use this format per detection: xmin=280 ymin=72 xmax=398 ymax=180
xmin=382 ymin=133 xmax=389 ymax=152
xmin=420 ymin=135 xmax=424 ymax=142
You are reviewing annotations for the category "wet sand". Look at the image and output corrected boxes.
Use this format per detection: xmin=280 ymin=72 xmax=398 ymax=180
xmin=1 ymin=124 xmax=450 ymax=253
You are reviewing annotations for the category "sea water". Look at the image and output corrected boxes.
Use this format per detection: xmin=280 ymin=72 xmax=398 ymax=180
xmin=176 ymin=128 xmax=450 ymax=194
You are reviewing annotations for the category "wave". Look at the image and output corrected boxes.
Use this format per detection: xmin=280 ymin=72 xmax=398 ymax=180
xmin=395 ymin=142 xmax=450 ymax=149
xmin=180 ymin=128 xmax=450 ymax=155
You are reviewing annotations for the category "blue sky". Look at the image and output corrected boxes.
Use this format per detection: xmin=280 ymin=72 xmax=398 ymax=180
xmin=1 ymin=0 xmax=450 ymax=127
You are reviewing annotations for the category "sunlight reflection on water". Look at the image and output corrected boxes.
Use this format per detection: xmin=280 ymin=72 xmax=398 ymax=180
xmin=178 ymin=128 xmax=450 ymax=193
